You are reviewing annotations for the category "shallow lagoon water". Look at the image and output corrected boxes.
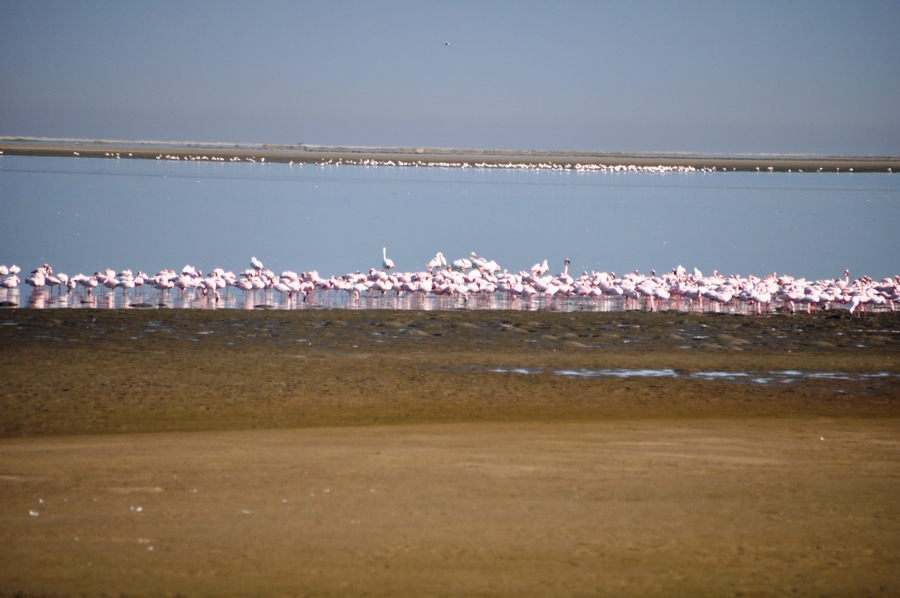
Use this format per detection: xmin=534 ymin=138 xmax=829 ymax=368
xmin=491 ymin=366 xmax=899 ymax=386
xmin=1 ymin=156 xmax=899 ymax=281
xmin=0 ymin=286 xmax=777 ymax=313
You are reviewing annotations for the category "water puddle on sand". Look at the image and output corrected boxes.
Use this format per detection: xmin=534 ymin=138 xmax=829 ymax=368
xmin=557 ymin=368 xmax=678 ymax=378
xmin=488 ymin=367 xmax=898 ymax=386
xmin=490 ymin=367 xmax=538 ymax=375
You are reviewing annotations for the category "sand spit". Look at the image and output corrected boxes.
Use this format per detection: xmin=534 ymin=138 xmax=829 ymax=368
xmin=2 ymin=139 xmax=898 ymax=172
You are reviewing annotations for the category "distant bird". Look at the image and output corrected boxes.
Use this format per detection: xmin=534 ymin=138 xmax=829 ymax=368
xmin=382 ymin=247 xmax=395 ymax=271
xmin=426 ymin=252 xmax=447 ymax=272
xmin=531 ymin=259 xmax=549 ymax=277
xmin=117 ymin=276 xmax=135 ymax=298
xmin=556 ymin=258 xmax=572 ymax=284
xmin=445 ymin=42 xmax=450 ymax=46
xmin=46 ymin=275 xmax=62 ymax=295
xmin=452 ymin=257 xmax=472 ymax=271
xmin=250 ymin=256 xmax=264 ymax=273
xmin=25 ymin=269 xmax=45 ymax=295
xmin=483 ymin=260 xmax=501 ymax=274
xmin=1 ymin=275 xmax=19 ymax=290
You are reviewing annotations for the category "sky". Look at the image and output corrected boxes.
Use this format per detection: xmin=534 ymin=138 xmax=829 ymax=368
xmin=1 ymin=1 xmax=899 ymax=155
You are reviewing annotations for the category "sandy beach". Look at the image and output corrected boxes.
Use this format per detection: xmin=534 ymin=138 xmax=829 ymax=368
xmin=0 ymin=309 xmax=898 ymax=596
xmin=3 ymin=419 xmax=898 ymax=597
xmin=2 ymin=139 xmax=898 ymax=172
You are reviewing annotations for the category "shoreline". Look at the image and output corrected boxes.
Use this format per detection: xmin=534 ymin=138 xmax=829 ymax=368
xmin=2 ymin=309 xmax=898 ymax=438
xmin=2 ymin=138 xmax=898 ymax=172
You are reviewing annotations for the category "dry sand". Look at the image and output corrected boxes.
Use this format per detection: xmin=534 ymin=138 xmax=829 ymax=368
xmin=1 ymin=309 xmax=899 ymax=596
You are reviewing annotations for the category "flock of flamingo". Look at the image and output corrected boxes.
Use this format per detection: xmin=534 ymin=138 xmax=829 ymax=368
xmin=96 ymin=151 xmax=890 ymax=173
xmin=2 ymin=251 xmax=898 ymax=315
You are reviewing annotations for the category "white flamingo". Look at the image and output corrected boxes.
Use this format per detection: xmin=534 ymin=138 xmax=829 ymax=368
xmin=55 ymin=273 xmax=69 ymax=295
xmin=25 ymin=269 xmax=45 ymax=296
xmin=118 ymin=276 xmax=135 ymax=300
xmin=5 ymin=251 xmax=898 ymax=317
xmin=451 ymin=257 xmax=472 ymax=271
xmin=1 ymin=275 xmax=19 ymax=291
xmin=531 ymin=259 xmax=549 ymax=277
xmin=382 ymin=247 xmax=395 ymax=271
xmin=425 ymin=252 xmax=447 ymax=272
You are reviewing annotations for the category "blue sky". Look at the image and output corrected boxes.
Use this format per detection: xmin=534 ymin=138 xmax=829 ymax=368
xmin=1 ymin=1 xmax=898 ymax=154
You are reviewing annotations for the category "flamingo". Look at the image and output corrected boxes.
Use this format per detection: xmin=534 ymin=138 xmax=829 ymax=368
xmin=25 ymin=269 xmax=45 ymax=296
xmin=274 ymin=280 xmax=293 ymax=302
xmin=251 ymin=275 xmax=266 ymax=303
xmin=1 ymin=275 xmax=19 ymax=291
xmin=482 ymin=259 xmax=501 ymax=274
xmin=3 ymin=252 xmax=897 ymax=316
xmin=556 ymin=259 xmax=573 ymax=284
xmin=102 ymin=274 xmax=120 ymax=296
xmin=235 ymin=277 xmax=254 ymax=300
xmin=118 ymin=276 xmax=135 ymax=300
xmin=45 ymin=275 xmax=62 ymax=296
xmin=426 ymin=252 xmax=447 ymax=272
xmin=749 ymin=286 xmax=772 ymax=315
xmin=531 ymin=259 xmax=549 ymax=277
xmin=451 ymin=257 xmax=472 ymax=271
xmin=152 ymin=276 xmax=173 ymax=299
xmin=133 ymin=272 xmax=148 ymax=297
xmin=382 ymin=247 xmax=395 ymax=271
xmin=55 ymin=273 xmax=69 ymax=295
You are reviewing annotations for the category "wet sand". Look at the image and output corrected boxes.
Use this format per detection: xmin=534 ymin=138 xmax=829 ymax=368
xmin=1 ymin=310 xmax=899 ymax=596
xmin=3 ymin=420 xmax=899 ymax=597
xmin=2 ymin=140 xmax=898 ymax=172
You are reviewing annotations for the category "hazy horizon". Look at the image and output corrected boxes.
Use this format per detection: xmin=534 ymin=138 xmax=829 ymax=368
xmin=2 ymin=2 xmax=898 ymax=155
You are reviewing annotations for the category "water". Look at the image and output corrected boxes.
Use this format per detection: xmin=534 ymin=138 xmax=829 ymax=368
xmin=0 ymin=286 xmax=783 ymax=312
xmin=2 ymin=155 xmax=898 ymax=282
xmin=490 ymin=366 xmax=900 ymax=386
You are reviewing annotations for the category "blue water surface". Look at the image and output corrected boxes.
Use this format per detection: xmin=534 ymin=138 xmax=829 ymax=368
xmin=1 ymin=156 xmax=897 ymax=280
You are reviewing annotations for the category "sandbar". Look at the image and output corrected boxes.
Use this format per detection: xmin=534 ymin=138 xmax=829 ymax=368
xmin=2 ymin=138 xmax=898 ymax=172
